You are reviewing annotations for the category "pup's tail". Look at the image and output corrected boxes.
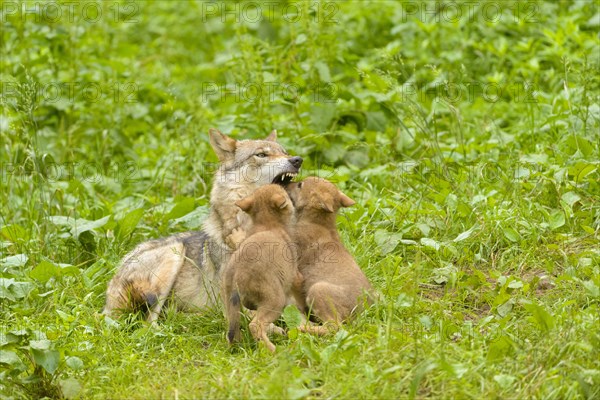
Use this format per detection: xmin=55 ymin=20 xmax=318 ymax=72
xmin=227 ymin=291 xmax=242 ymax=344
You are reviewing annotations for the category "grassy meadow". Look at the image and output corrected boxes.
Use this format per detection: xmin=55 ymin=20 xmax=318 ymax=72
xmin=1 ymin=0 xmax=599 ymax=398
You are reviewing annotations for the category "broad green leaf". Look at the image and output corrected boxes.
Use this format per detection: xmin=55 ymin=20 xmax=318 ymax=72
xmin=582 ymin=281 xmax=599 ymax=298
xmin=548 ymin=211 xmax=565 ymax=230
xmin=453 ymin=225 xmax=477 ymax=242
xmin=494 ymin=374 xmax=516 ymax=389
xmin=60 ymin=378 xmax=82 ymax=399
xmin=300 ymin=343 xmax=321 ymax=362
xmin=565 ymin=135 xmax=593 ymax=156
xmin=30 ymin=260 xmax=62 ymax=283
xmin=568 ymin=163 xmax=596 ymax=182
xmin=0 ymin=278 xmax=34 ymax=301
xmin=47 ymin=216 xmax=72 ymax=226
xmin=282 ymin=305 xmax=302 ymax=329
xmin=507 ymin=280 xmax=523 ymax=289
xmin=496 ymin=300 xmax=514 ymax=317
xmin=374 ymin=230 xmax=402 ymax=255
xmin=1 ymin=224 xmax=28 ymax=242
xmin=71 ymin=215 xmax=110 ymax=237
xmin=116 ymin=208 xmax=144 ymax=240
xmin=294 ymin=33 xmax=307 ymax=44
xmin=521 ymin=301 xmax=555 ymax=331
xmin=66 ymin=356 xmax=84 ymax=370
xmin=395 ymin=293 xmax=413 ymax=308
xmin=309 ymin=103 xmax=336 ymax=132
xmin=31 ymin=348 xmax=60 ymax=374
xmin=29 ymin=261 xmax=76 ymax=283
xmin=29 ymin=339 xmax=51 ymax=350
xmin=165 ymin=198 xmax=196 ymax=221
xmin=172 ymin=205 xmax=209 ymax=229
xmin=503 ymin=227 xmax=520 ymax=242
xmin=314 ymin=60 xmax=331 ymax=82
xmin=287 ymin=387 xmax=311 ymax=400
xmin=561 ymin=191 xmax=581 ymax=207
xmin=0 ymin=350 xmax=23 ymax=366
xmin=586 ymin=12 xmax=600 ymax=27
xmin=487 ymin=336 xmax=515 ymax=361
xmin=582 ymin=225 xmax=595 ymax=234
xmin=0 ymin=254 xmax=28 ymax=267
xmin=420 ymin=237 xmax=441 ymax=251
xmin=49 ymin=215 xmax=110 ymax=237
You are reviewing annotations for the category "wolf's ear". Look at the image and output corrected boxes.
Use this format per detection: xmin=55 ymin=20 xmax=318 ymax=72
xmin=209 ymin=128 xmax=236 ymax=161
xmin=235 ymin=196 xmax=254 ymax=212
xmin=265 ymin=129 xmax=277 ymax=142
xmin=271 ymin=192 xmax=289 ymax=209
xmin=338 ymin=191 xmax=355 ymax=208
xmin=318 ymin=193 xmax=335 ymax=213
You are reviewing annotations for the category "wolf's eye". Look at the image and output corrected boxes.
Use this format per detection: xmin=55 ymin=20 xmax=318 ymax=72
xmin=256 ymin=153 xmax=267 ymax=158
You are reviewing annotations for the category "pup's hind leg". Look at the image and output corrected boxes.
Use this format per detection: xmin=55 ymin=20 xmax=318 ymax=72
xmin=304 ymin=281 xmax=350 ymax=330
xmin=249 ymin=299 xmax=285 ymax=353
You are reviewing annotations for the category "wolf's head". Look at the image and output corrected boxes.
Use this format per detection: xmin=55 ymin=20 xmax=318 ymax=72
xmin=209 ymin=128 xmax=302 ymax=187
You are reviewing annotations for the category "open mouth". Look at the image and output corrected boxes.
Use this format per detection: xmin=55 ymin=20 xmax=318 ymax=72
xmin=272 ymin=172 xmax=298 ymax=185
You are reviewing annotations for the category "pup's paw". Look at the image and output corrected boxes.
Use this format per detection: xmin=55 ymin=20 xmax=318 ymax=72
xmin=225 ymin=228 xmax=246 ymax=249
xmin=267 ymin=323 xmax=286 ymax=337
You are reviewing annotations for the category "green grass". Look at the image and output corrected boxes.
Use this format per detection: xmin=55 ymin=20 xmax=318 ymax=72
xmin=1 ymin=0 xmax=599 ymax=398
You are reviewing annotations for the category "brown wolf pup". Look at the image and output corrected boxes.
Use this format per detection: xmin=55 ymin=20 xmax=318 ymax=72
xmin=221 ymin=184 xmax=303 ymax=353
xmin=286 ymin=177 xmax=373 ymax=331
xmin=103 ymin=129 xmax=302 ymax=324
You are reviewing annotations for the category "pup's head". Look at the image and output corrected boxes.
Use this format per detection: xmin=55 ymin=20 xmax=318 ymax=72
xmin=209 ymin=128 xmax=303 ymax=186
xmin=286 ymin=177 xmax=355 ymax=217
xmin=235 ymin=184 xmax=294 ymax=221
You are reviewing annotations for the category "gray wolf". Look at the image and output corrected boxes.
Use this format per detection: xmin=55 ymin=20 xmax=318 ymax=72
xmin=286 ymin=177 xmax=373 ymax=331
xmin=103 ymin=129 xmax=303 ymax=323
xmin=221 ymin=184 xmax=303 ymax=353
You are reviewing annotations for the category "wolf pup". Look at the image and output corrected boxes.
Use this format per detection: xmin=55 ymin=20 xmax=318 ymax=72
xmin=286 ymin=177 xmax=373 ymax=331
xmin=103 ymin=129 xmax=302 ymax=323
xmin=222 ymin=184 xmax=303 ymax=353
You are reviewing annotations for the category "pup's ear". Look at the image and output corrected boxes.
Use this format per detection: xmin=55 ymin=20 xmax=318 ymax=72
xmin=319 ymin=193 xmax=335 ymax=213
xmin=209 ymin=128 xmax=236 ymax=161
xmin=271 ymin=192 xmax=289 ymax=209
xmin=338 ymin=191 xmax=355 ymax=208
xmin=265 ymin=129 xmax=277 ymax=142
xmin=235 ymin=196 xmax=254 ymax=212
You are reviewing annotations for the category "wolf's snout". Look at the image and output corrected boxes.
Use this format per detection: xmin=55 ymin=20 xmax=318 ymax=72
xmin=289 ymin=156 xmax=303 ymax=169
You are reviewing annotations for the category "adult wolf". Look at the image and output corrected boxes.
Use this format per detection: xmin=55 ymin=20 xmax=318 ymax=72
xmin=103 ymin=129 xmax=303 ymax=323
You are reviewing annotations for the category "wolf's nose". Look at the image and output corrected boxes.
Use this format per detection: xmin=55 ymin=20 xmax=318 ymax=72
xmin=289 ymin=156 xmax=303 ymax=169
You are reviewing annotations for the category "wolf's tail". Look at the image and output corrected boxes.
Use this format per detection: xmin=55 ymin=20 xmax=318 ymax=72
xmin=227 ymin=290 xmax=242 ymax=343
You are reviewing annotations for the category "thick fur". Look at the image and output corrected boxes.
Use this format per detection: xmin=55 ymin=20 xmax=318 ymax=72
xmin=221 ymin=184 xmax=303 ymax=353
xmin=286 ymin=177 xmax=373 ymax=332
xmin=103 ymin=129 xmax=303 ymax=323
